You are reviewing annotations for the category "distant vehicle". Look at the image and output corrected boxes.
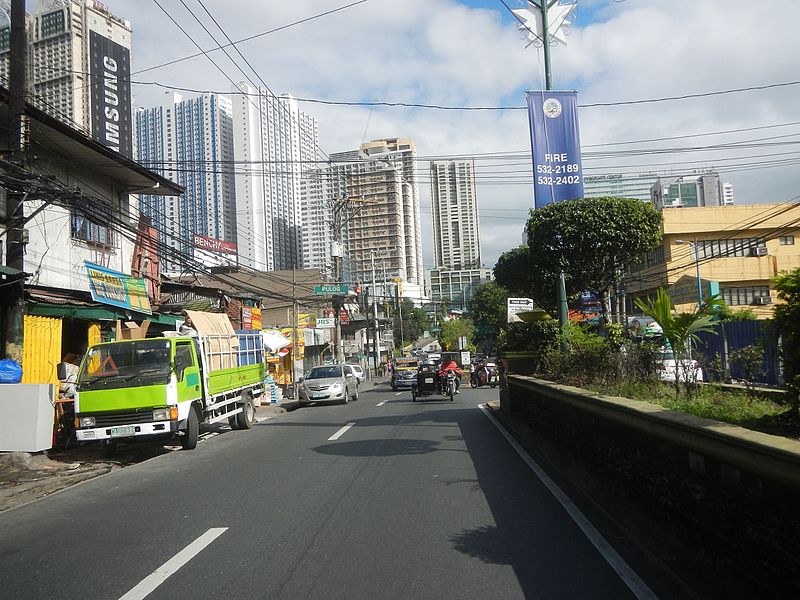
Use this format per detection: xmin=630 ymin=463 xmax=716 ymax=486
xmin=391 ymin=357 xmax=419 ymax=390
xmin=299 ymin=364 xmax=359 ymax=406
xmin=656 ymin=350 xmax=704 ymax=383
xmin=348 ymin=363 xmax=366 ymax=384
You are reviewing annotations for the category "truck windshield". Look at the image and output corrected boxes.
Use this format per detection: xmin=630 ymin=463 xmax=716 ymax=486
xmin=78 ymin=340 xmax=172 ymax=390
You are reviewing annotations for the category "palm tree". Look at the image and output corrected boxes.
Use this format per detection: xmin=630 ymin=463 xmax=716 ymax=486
xmin=634 ymin=289 xmax=722 ymax=396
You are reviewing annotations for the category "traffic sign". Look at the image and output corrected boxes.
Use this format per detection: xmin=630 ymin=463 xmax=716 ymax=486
xmin=314 ymin=284 xmax=349 ymax=295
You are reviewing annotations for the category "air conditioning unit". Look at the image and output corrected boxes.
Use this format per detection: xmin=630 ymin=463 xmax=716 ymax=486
xmin=752 ymin=246 xmax=769 ymax=257
xmin=670 ymin=199 xmax=683 ymax=208
xmin=753 ymin=296 xmax=772 ymax=305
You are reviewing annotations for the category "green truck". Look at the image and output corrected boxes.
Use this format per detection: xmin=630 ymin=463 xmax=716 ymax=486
xmin=72 ymin=325 xmax=266 ymax=452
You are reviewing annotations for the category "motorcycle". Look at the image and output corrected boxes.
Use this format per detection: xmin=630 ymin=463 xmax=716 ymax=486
xmin=470 ymin=363 xmax=498 ymax=389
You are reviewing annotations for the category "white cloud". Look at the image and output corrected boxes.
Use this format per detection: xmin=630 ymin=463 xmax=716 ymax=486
xmin=101 ymin=0 xmax=800 ymax=269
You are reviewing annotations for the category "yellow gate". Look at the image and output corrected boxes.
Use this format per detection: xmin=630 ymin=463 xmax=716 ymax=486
xmin=22 ymin=315 xmax=62 ymax=385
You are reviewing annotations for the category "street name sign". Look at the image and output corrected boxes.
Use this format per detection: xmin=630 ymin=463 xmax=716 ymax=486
xmin=314 ymin=284 xmax=349 ymax=295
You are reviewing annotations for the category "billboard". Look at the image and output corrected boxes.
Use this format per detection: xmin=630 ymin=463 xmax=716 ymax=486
xmin=526 ymin=90 xmax=584 ymax=209
xmin=89 ymin=31 xmax=132 ymax=157
xmin=85 ymin=261 xmax=152 ymax=315
xmin=193 ymin=234 xmax=237 ymax=255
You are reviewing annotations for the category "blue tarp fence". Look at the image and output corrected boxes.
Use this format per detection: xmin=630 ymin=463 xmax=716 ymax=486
xmin=695 ymin=320 xmax=781 ymax=386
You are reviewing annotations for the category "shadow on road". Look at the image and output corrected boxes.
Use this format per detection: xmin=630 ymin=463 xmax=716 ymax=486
xmin=312 ymin=438 xmax=444 ymax=457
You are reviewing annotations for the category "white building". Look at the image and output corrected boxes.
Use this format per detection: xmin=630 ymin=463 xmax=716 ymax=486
xmin=232 ymin=84 xmax=319 ymax=271
xmin=430 ymin=159 xmax=481 ymax=269
xmin=0 ymin=0 xmax=133 ymax=156
xmin=651 ymin=171 xmax=734 ymax=209
xmin=425 ymin=268 xmax=493 ymax=311
xmin=135 ymin=92 xmax=236 ymax=271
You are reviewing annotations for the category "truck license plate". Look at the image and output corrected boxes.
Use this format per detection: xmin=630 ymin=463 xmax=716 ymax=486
xmin=424 ymin=378 xmax=433 ymax=383
xmin=110 ymin=426 xmax=135 ymax=438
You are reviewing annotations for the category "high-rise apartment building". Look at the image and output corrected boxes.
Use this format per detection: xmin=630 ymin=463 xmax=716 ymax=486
xmin=651 ymin=172 xmax=733 ymax=209
xmin=324 ymin=138 xmax=423 ymax=294
xmin=0 ymin=0 xmax=133 ymax=156
xmin=136 ymin=92 xmax=236 ymax=271
xmin=232 ymin=84 xmax=319 ymax=271
xmin=430 ymin=159 xmax=481 ymax=269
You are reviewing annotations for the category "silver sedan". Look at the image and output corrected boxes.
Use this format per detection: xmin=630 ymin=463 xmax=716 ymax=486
xmin=299 ymin=364 xmax=359 ymax=406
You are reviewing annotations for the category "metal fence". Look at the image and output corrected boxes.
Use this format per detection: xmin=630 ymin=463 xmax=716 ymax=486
xmin=695 ymin=320 xmax=781 ymax=386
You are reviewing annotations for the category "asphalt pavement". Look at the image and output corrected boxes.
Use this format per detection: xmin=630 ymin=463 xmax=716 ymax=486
xmin=0 ymin=381 xmax=664 ymax=600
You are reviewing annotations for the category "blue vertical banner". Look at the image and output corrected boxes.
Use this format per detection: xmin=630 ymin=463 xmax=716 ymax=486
xmin=526 ymin=90 xmax=584 ymax=209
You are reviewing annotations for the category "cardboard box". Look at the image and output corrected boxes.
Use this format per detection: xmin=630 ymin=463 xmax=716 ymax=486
xmin=115 ymin=320 xmax=151 ymax=340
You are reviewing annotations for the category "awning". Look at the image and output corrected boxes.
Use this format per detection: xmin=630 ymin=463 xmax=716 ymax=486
xmin=26 ymin=301 xmax=179 ymax=325
xmin=261 ymin=330 xmax=291 ymax=353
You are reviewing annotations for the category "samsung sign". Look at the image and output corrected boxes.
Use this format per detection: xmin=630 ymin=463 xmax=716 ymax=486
xmin=89 ymin=31 xmax=132 ymax=157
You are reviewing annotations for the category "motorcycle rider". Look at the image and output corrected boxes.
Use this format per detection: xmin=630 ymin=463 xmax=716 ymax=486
xmin=438 ymin=359 xmax=461 ymax=394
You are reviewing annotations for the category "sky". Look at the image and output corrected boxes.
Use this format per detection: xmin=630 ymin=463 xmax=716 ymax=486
xmin=66 ymin=0 xmax=800 ymax=271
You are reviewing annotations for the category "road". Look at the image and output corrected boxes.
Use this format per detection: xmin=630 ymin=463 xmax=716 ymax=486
xmin=0 ymin=383 xmax=661 ymax=600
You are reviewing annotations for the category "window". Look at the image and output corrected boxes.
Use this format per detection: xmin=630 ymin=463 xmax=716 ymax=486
xmin=780 ymin=235 xmax=795 ymax=245
xmin=720 ymin=285 xmax=770 ymax=306
xmin=71 ymin=212 xmax=115 ymax=247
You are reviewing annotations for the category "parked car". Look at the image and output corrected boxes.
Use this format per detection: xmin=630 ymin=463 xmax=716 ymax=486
xmin=348 ymin=364 xmax=366 ymax=384
xmin=299 ymin=364 xmax=359 ymax=405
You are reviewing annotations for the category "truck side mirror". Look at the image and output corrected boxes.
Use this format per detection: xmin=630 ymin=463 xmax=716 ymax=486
xmin=57 ymin=362 xmax=68 ymax=381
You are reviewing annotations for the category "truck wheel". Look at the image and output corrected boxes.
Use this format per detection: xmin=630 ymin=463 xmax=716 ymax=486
xmin=181 ymin=406 xmax=199 ymax=450
xmin=234 ymin=394 xmax=255 ymax=430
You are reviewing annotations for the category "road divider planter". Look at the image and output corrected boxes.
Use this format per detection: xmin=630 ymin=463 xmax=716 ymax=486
xmin=505 ymin=374 xmax=800 ymax=600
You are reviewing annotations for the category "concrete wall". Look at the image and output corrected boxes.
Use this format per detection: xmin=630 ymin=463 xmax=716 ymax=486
xmin=505 ymin=374 xmax=800 ymax=599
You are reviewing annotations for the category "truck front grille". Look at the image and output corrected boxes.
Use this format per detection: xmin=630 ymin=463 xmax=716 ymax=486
xmin=90 ymin=411 xmax=157 ymax=427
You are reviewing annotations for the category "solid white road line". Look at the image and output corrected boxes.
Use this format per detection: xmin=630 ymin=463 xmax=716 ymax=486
xmin=394 ymin=392 xmax=403 ymax=396
xmin=478 ymin=404 xmax=658 ymax=600
xmin=376 ymin=400 xmax=389 ymax=406
xmin=328 ymin=422 xmax=356 ymax=441
xmin=119 ymin=528 xmax=228 ymax=600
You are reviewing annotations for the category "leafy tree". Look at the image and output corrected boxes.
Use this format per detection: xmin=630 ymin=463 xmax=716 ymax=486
xmin=729 ymin=344 xmax=766 ymax=402
xmin=493 ymin=245 xmax=568 ymax=314
xmin=438 ymin=318 xmax=475 ymax=352
xmin=773 ymin=268 xmax=800 ymax=416
xmin=635 ymin=288 xmax=722 ymax=397
xmin=393 ymin=298 xmax=429 ymax=351
xmin=527 ymin=197 xmax=662 ymax=320
xmin=468 ymin=281 xmax=509 ymax=353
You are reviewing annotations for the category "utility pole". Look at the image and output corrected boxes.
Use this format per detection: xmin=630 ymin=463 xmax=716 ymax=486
xmin=397 ymin=282 xmax=404 ymax=356
xmin=291 ymin=266 xmax=297 ymax=398
xmin=4 ymin=0 xmax=28 ymax=362
xmin=370 ymin=250 xmax=379 ymax=376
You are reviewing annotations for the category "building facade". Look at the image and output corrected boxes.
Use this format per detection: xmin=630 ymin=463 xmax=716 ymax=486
xmin=626 ymin=204 xmax=800 ymax=317
xmin=651 ymin=172 xmax=733 ymax=209
xmin=135 ymin=92 xmax=236 ymax=271
xmin=584 ymin=172 xmax=660 ymax=202
xmin=232 ymin=84 xmax=319 ymax=271
xmin=430 ymin=159 xmax=481 ymax=269
xmin=322 ymin=139 xmax=423 ymax=295
xmin=425 ymin=268 xmax=493 ymax=311
xmin=1 ymin=0 xmax=133 ymax=156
